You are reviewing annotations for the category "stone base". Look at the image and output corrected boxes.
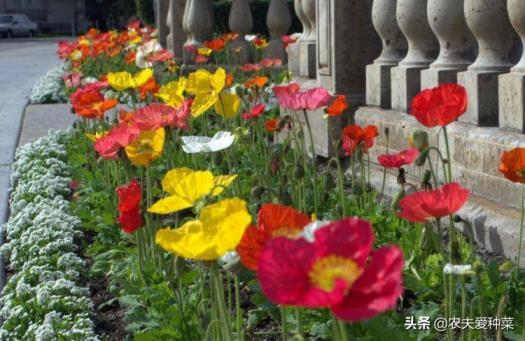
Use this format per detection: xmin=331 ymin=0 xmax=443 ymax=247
xmin=287 ymin=43 xmax=301 ymax=77
xmin=299 ymin=41 xmax=316 ymax=79
xmin=421 ymin=68 xmax=461 ymax=89
xmin=391 ymin=65 xmax=426 ymax=112
xmin=458 ymin=71 xmax=503 ymax=127
xmin=227 ymin=39 xmax=251 ymax=65
xmin=355 ymin=106 xmax=525 ymax=266
xmin=366 ymin=63 xmax=395 ymax=108
xmin=499 ymin=72 xmax=525 ymax=132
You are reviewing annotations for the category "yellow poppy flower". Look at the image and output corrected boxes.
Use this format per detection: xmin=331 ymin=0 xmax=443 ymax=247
xmin=85 ymin=131 xmax=107 ymax=142
xmin=155 ymin=198 xmax=251 ymax=260
xmin=107 ymin=68 xmax=154 ymax=91
xmin=156 ymin=78 xmax=187 ymax=108
xmin=70 ymin=50 xmax=83 ymax=61
xmin=197 ymin=47 xmax=213 ymax=56
xmin=124 ymin=127 xmax=165 ymax=167
xmin=148 ymin=167 xmax=237 ymax=214
xmin=186 ymin=68 xmax=226 ymax=117
xmin=215 ymin=92 xmax=241 ymax=118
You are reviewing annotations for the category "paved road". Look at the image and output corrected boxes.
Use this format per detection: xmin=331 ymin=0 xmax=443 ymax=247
xmin=0 ymin=38 xmax=62 ymax=223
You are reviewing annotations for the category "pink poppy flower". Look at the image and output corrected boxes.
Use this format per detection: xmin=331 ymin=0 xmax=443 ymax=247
xmin=273 ymin=84 xmax=332 ymax=111
xmin=94 ymin=123 xmax=140 ymax=159
xmin=133 ymin=103 xmax=176 ymax=130
xmin=257 ymin=217 xmax=404 ymax=321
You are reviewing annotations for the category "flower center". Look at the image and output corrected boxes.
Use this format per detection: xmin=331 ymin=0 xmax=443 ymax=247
xmin=271 ymin=226 xmax=302 ymax=238
xmin=308 ymin=255 xmax=362 ymax=292
xmin=138 ymin=140 xmax=153 ymax=153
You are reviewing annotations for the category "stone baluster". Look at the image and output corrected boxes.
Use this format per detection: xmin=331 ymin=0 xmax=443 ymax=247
xmin=288 ymin=0 xmax=307 ymax=77
xmin=366 ymin=0 xmax=407 ymax=108
xmin=264 ymin=0 xmax=292 ymax=61
xmin=166 ymin=0 xmax=186 ymax=63
xmin=499 ymin=0 xmax=525 ymax=132
xmin=228 ymin=0 xmax=253 ymax=64
xmin=421 ymin=0 xmax=476 ymax=89
xmin=182 ymin=0 xmax=214 ymax=64
xmin=155 ymin=0 xmax=170 ymax=47
xmin=458 ymin=0 xmax=516 ymax=126
xmin=391 ymin=0 xmax=438 ymax=112
xmin=299 ymin=0 xmax=316 ymax=78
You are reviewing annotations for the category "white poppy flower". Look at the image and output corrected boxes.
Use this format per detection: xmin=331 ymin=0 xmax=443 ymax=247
xmin=181 ymin=131 xmax=235 ymax=154
xmin=245 ymin=34 xmax=257 ymax=42
xmin=443 ymin=263 xmax=473 ymax=275
xmin=300 ymin=220 xmax=332 ymax=242
xmin=136 ymin=40 xmax=162 ymax=68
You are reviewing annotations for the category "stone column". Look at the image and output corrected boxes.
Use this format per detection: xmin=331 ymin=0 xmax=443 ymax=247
xmin=391 ymin=0 xmax=438 ymax=112
xmin=182 ymin=0 xmax=214 ymax=64
xmin=299 ymin=0 xmax=316 ymax=78
xmin=312 ymin=0 xmax=381 ymax=156
xmin=228 ymin=0 xmax=253 ymax=64
xmin=166 ymin=0 xmax=186 ymax=62
xmin=499 ymin=0 xmax=525 ymax=132
xmin=421 ymin=0 xmax=476 ymax=89
xmin=155 ymin=0 xmax=170 ymax=47
xmin=288 ymin=0 xmax=308 ymax=77
xmin=366 ymin=0 xmax=407 ymax=108
xmin=458 ymin=0 xmax=516 ymax=126
xmin=264 ymin=0 xmax=292 ymax=61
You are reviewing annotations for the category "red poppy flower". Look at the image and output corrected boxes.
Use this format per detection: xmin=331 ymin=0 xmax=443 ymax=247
xmin=260 ymin=58 xmax=283 ymax=69
xmin=116 ymin=179 xmax=143 ymax=234
xmin=342 ymin=124 xmax=378 ymax=156
xmin=398 ymin=182 xmax=469 ymax=222
xmin=242 ymin=103 xmax=266 ymax=121
xmin=237 ymin=204 xmax=310 ymax=271
xmin=265 ymin=118 xmax=280 ymax=133
xmin=139 ymin=78 xmax=159 ymax=100
xmin=195 ymin=54 xmax=209 ymax=64
xmin=378 ymin=148 xmax=420 ymax=169
xmin=257 ymin=218 xmax=404 ymax=321
xmin=410 ymin=83 xmax=467 ymax=127
xmin=500 ymin=148 xmax=525 ymax=183
xmin=325 ymin=95 xmax=348 ymax=117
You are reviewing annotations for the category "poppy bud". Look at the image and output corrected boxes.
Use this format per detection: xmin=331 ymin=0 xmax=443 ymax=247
xmin=453 ymin=215 xmax=462 ymax=223
xmin=212 ymin=152 xmax=223 ymax=166
xmin=451 ymin=240 xmax=462 ymax=264
xmin=279 ymin=190 xmax=293 ymax=205
xmin=271 ymin=156 xmax=281 ymax=175
xmin=324 ymin=173 xmax=335 ymax=191
xmin=499 ymin=260 xmax=513 ymax=273
xmin=72 ymin=121 xmax=77 ymax=129
xmin=294 ymin=165 xmax=305 ymax=179
xmin=397 ymin=168 xmax=406 ymax=185
xmin=278 ymin=118 xmax=287 ymax=130
xmin=410 ymin=130 xmax=429 ymax=151
xmin=384 ymin=127 xmax=390 ymax=136
xmin=423 ymin=170 xmax=432 ymax=184
xmin=391 ymin=190 xmax=405 ymax=210
xmin=352 ymin=183 xmax=363 ymax=196
xmin=415 ymin=149 xmax=428 ymax=167
xmin=251 ymin=186 xmax=265 ymax=199
xmin=473 ymin=261 xmax=484 ymax=274
xmin=365 ymin=182 xmax=374 ymax=193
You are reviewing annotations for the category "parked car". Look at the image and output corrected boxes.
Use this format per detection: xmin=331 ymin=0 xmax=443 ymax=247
xmin=0 ymin=14 xmax=38 ymax=38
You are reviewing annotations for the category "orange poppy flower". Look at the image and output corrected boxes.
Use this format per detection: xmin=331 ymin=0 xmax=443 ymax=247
xmin=139 ymin=78 xmax=159 ymax=100
xmin=226 ymin=73 xmax=234 ymax=87
xmin=71 ymin=85 xmax=118 ymax=119
xmin=204 ymin=38 xmax=226 ymax=52
xmin=245 ymin=76 xmax=269 ymax=89
xmin=500 ymin=148 xmax=525 ymax=183
xmin=236 ymin=204 xmax=311 ymax=271
xmin=125 ymin=51 xmax=136 ymax=64
xmin=325 ymin=95 xmax=348 ymax=117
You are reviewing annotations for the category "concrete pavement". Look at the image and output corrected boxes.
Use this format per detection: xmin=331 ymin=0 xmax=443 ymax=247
xmin=0 ymin=38 xmax=62 ymax=225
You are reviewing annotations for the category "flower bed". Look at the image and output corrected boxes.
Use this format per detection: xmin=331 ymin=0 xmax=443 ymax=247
xmin=8 ymin=22 xmax=524 ymax=340
xmin=0 ymin=131 xmax=98 ymax=340
xmin=29 ymin=65 xmax=69 ymax=104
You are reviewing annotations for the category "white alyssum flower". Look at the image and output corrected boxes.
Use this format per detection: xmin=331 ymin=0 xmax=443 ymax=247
xmin=443 ymin=263 xmax=473 ymax=275
xmin=0 ymin=131 xmax=98 ymax=339
xmin=29 ymin=65 xmax=69 ymax=104
xmin=181 ymin=131 xmax=235 ymax=154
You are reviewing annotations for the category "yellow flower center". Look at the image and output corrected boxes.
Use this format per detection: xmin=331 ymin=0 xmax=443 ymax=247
xmin=308 ymin=255 xmax=362 ymax=292
xmin=271 ymin=227 xmax=302 ymax=238
xmin=138 ymin=140 xmax=153 ymax=153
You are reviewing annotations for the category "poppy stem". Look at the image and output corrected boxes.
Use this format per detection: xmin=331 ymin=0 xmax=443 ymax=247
xmin=442 ymin=127 xmax=453 ymax=182
xmin=337 ymin=319 xmax=349 ymax=341
xmin=234 ymin=275 xmax=244 ymax=341
xmin=302 ymin=109 xmax=319 ymax=215
xmin=379 ymin=132 xmax=390 ymax=203
xmin=281 ymin=306 xmax=289 ymax=340
xmin=516 ymin=184 xmax=525 ymax=276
